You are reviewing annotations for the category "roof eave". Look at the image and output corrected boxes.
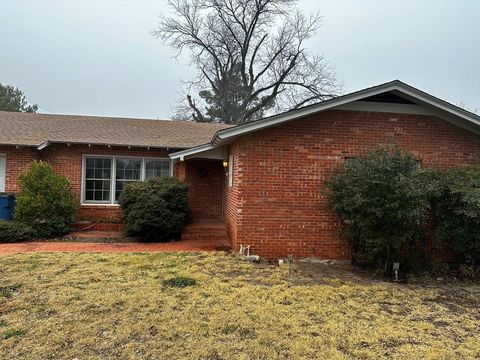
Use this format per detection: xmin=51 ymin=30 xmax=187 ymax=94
xmin=35 ymin=140 xmax=188 ymax=151
xmin=169 ymin=144 xmax=215 ymax=160
xmin=0 ymin=143 xmax=38 ymax=148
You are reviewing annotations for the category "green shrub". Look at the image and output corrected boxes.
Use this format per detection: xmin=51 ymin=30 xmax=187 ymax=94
xmin=14 ymin=161 xmax=77 ymax=238
xmin=118 ymin=177 xmax=189 ymax=242
xmin=326 ymin=145 xmax=430 ymax=272
xmin=0 ymin=221 xmax=33 ymax=243
xmin=432 ymin=167 xmax=480 ymax=266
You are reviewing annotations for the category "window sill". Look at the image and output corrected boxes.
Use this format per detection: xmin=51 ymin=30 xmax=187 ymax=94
xmin=80 ymin=203 xmax=121 ymax=207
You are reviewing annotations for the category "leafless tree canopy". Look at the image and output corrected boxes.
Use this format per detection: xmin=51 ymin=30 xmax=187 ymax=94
xmin=154 ymin=0 xmax=341 ymax=124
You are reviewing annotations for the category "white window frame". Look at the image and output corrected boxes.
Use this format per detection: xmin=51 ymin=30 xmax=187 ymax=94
xmin=81 ymin=154 xmax=172 ymax=205
xmin=228 ymin=154 xmax=234 ymax=187
xmin=113 ymin=157 xmax=143 ymax=203
xmin=0 ymin=154 xmax=6 ymax=193
xmin=83 ymin=156 xmax=113 ymax=204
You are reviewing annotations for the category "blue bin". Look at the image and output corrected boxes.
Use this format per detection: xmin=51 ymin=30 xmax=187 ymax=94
xmin=0 ymin=194 xmax=15 ymax=221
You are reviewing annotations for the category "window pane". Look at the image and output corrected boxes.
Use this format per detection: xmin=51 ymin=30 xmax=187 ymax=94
xmin=116 ymin=159 xmax=141 ymax=180
xmin=94 ymin=190 xmax=105 ymax=201
xmin=115 ymin=181 xmax=124 ymax=193
xmin=84 ymin=157 xmax=112 ymax=202
xmin=115 ymin=158 xmax=141 ymax=202
xmin=145 ymin=159 xmax=170 ymax=180
xmin=114 ymin=180 xmax=138 ymax=201
xmin=85 ymin=179 xmax=110 ymax=201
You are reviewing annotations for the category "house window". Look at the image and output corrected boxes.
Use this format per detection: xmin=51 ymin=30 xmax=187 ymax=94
xmin=145 ymin=159 xmax=170 ymax=179
xmin=84 ymin=157 xmax=112 ymax=202
xmin=115 ymin=158 xmax=142 ymax=201
xmin=82 ymin=156 xmax=171 ymax=204
xmin=228 ymin=154 xmax=234 ymax=187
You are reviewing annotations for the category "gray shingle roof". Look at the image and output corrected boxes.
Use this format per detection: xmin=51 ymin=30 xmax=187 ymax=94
xmin=0 ymin=111 xmax=232 ymax=149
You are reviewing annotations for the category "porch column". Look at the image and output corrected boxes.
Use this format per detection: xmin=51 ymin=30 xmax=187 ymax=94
xmin=177 ymin=161 xmax=186 ymax=182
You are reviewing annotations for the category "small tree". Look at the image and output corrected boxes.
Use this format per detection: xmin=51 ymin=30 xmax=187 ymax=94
xmin=326 ymin=145 xmax=430 ymax=273
xmin=118 ymin=177 xmax=189 ymax=242
xmin=433 ymin=167 xmax=480 ymax=266
xmin=0 ymin=83 xmax=38 ymax=113
xmin=14 ymin=161 xmax=77 ymax=238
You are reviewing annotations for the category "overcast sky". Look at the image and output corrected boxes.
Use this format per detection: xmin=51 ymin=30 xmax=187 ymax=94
xmin=1 ymin=0 xmax=479 ymax=119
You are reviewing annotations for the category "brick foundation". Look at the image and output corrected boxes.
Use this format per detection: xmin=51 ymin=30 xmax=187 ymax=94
xmin=71 ymin=222 xmax=125 ymax=232
xmin=77 ymin=205 xmax=124 ymax=223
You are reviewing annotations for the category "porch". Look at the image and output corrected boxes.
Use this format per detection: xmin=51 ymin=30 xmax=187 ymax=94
xmin=178 ymin=158 xmax=226 ymax=220
xmin=175 ymin=150 xmax=233 ymax=251
xmin=68 ymin=155 xmax=231 ymax=249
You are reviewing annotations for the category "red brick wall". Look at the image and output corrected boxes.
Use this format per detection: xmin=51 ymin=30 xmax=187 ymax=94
xmin=0 ymin=146 xmax=38 ymax=193
xmin=0 ymin=144 xmax=220 ymax=223
xmin=39 ymin=144 xmax=173 ymax=222
xmin=76 ymin=205 xmax=124 ymax=223
xmin=224 ymin=110 xmax=480 ymax=259
xmin=224 ymin=143 xmax=241 ymax=247
xmin=185 ymin=159 xmax=224 ymax=219
xmin=177 ymin=161 xmax=186 ymax=182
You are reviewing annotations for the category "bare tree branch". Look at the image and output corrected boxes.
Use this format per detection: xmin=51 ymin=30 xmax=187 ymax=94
xmin=155 ymin=0 xmax=341 ymax=124
xmin=187 ymin=94 xmax=205 ymax=122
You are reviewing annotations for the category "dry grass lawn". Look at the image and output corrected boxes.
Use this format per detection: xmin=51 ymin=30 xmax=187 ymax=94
xmin=0 ymin=252 xmax=479 ymax=359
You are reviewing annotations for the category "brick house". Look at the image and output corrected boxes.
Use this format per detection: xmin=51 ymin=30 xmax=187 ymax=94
xmin=1 ymin=80 xmax=479 ymax=259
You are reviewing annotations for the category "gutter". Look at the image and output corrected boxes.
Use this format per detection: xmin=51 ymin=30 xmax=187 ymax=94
xmin=35 ymin=140 xmax=186 ymax=152
xmin=169 ymin=144 xmax=216 ymax=161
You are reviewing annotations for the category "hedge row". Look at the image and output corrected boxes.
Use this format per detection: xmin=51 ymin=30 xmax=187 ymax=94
xmin=327 ymin=145 xmax=480 ymax=271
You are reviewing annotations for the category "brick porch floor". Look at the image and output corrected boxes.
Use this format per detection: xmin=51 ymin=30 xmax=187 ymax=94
xmin=0 ymin=219 xmax=230 ymax=256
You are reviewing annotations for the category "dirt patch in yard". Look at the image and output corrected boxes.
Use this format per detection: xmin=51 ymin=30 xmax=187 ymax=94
xmin=288 ymin=261 xmax=375 ymax=284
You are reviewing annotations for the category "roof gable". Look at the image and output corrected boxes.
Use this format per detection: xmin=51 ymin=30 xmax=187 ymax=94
xmin=359 ymin=91 xmax=417 ymax=104
xmin=170 ymin=80 xmax=480 ymax=159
